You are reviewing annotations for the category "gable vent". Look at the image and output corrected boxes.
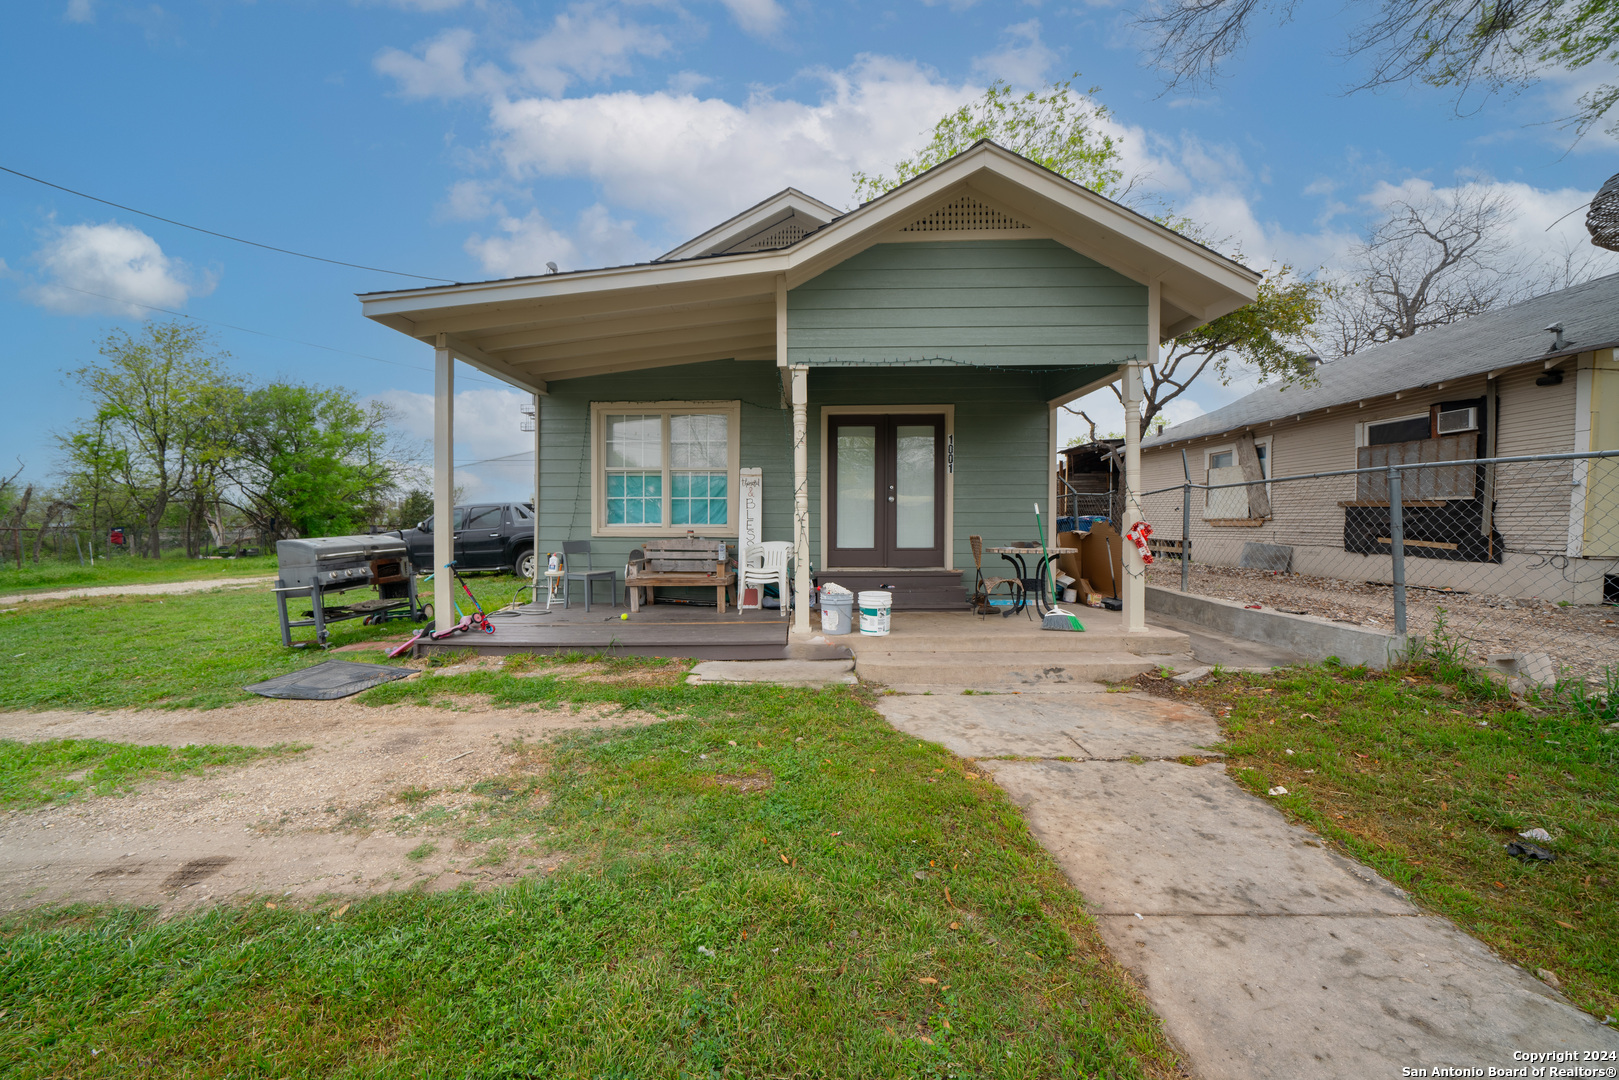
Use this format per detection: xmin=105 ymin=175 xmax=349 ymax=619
xmin=728 ymin=217 xmax=811 ymax=252
xmin=900 ymin=194 xmax=1030 ymax=233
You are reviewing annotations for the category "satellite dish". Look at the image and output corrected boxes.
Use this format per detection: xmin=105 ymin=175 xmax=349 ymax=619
xmin=545 ymin=261 xmax=559 ymax=274
xmin=1587 ymin=172 xmax=1619 ymax=253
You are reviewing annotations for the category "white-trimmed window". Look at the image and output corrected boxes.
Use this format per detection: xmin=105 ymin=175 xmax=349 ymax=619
xmin=591 ymin=401 xmax=741 ymax=536
xmin=1359 ymin=412 xmax=1431 ymax=446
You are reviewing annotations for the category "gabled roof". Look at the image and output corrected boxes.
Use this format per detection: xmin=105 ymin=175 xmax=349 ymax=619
xmin=358 ymin=140 xmax=1263 ymax=394
xmin=657 ymin=187 xmax=841 ymax=261
xmin=1145 ymin=272 xmax=1619 ymax=448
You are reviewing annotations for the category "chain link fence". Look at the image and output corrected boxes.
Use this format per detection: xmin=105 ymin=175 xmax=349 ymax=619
xmin=1137 ymin=450 xmax=1619 ymax=689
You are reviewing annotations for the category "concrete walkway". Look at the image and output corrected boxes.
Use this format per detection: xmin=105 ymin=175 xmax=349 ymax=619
xmin=877 ymin=690 xmax=1619 ymax=1079
xmin=0 ymin=576 xmax=274 ymax=605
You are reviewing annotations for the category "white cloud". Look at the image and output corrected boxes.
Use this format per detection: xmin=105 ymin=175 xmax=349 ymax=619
xmin=970 ymin=19 xmax=1058 ymax=88
xmin=485 ymin=55 xmax=974 ymax=231
xmin=464 ymin=203 xmax=656 ymax=276
xmin=374 ymin=28 xmax=487 ymax=99
xmin=379 ymin=386 xmax=534 ymax=502
xmin=25 ymin=221 xmax=212 ymax=317
xmin=716 ymin=0 xmax=786 ymax=37
xmin=508 ymin=6 xmax=672 ymax=97
xmin=65 ymin=0 xmax=93 ymax=23
xmin=440 ymin=178 xmax=509 ymax=221
xmin=465 ymin=211 xmax=579 ymax=277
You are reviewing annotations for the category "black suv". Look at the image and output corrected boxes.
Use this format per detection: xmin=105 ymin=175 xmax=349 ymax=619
xmin=397 ymin=502 xmax=537 ymax=579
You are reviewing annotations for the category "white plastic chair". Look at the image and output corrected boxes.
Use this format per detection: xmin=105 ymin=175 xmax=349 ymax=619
xmin=737 ymin=541 xmax=793 ymax=617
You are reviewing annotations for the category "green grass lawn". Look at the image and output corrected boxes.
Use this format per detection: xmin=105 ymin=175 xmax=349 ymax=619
xmin=0 ymin=739 xmax=305 ymax=807
xmin=0 ymin=574 xmax=528 ymax=711
xmin=1157 ymin=661 xmax=1619 ymax=1020
xmin=0 ymin=677 xmax=1184 ymax=1078
xmin=0 ymin=552 xmax=278 ymax=597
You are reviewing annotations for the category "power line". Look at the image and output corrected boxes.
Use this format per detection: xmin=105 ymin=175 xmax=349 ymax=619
xmin=0 ymin=163 xmax=456 ymax=283
xmin=44 ymin=281 xmax=508 ymax=388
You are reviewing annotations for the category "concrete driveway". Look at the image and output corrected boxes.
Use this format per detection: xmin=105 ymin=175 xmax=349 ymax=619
xmin=877 ymin=689 xmax=1619 ymax=1079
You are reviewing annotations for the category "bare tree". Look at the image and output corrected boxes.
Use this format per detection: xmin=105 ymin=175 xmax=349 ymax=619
xmin=1137 ymin=0 xmax=1619 ymax=137
xmin=1321 ymin=185 xmax=1520 ymax=358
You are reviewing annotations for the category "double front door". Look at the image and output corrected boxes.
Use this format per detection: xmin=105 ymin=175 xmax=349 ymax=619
xmin=827 ymin=414 xmax=945 ymax=567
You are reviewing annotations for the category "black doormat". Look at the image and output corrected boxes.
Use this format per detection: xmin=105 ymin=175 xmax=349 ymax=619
xmin=245 ymin=660 xmax=412 ymax=700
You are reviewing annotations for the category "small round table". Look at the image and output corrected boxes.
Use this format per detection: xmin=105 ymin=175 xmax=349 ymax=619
xmin=986 ymin=545 xmax=1078 ymax=616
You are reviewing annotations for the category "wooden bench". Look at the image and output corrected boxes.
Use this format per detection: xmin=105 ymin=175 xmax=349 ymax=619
xmin=626 ymin=538 xmax=736 ymax=613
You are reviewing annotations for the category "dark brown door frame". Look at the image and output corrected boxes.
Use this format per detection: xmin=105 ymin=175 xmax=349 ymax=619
xmin=826 ymin=413 xmax=946 ymax=568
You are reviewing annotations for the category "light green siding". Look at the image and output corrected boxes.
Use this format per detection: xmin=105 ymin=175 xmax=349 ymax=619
xmin=807 ymin=366 xmax=1056 ymax=581
xmin=788 ymin=239 xmax=1148 ymax=367
xmin=534 ymin=360 xmax=1100 ymax=592
xmin=533 ymin=360 xmax=790 ymax=572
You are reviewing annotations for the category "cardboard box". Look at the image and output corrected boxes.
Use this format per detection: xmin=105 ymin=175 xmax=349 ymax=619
xmin=1077 ymin=522 xmax=1123 ymax=599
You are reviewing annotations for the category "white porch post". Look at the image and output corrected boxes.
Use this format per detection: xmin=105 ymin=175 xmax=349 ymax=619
xmin=531 ymin=392 xmax=542 ymax=593
xmin=791 ymin=363 xmax=811 ymax=636
xmin=1122 ymin=358 xmax=1147 ymax=632
xmin=433 ymin=335 xmax=455 ymax=627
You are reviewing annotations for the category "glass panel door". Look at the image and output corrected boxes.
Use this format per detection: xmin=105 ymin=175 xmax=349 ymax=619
xmin=827 ymin=414 xmax=944 ymax=568
xmin=894 ymin=425 xmax=936 ymax=550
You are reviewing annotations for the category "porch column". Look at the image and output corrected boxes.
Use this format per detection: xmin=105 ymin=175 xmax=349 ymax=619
xmin=531 ymin=392 xmax=542 ymax=594
xmin=433 ymin=335 xmax=455 ymax=628
xmin=1122 ymin=358 xmax=1146 ymax=633
xmin=791 ymin=364 xmax=811 ymax=636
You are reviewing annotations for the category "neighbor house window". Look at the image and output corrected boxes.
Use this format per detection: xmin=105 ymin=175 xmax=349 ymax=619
xmin=592 ymin=402 xmax=741 ymax=536
xmin=1203 ymin=439 xmax=1271 ymax=520
xmin=1363 ymin=413 xmax=1431 ymax=446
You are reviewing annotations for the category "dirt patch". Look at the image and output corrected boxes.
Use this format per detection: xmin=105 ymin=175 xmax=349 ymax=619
xmin=0 ymin=697 xmax=658 ymax=914
xmin=0 ymin=576 xmax=274 ymax=605
xmin=708 ymin=771 xmax=774 ymax=793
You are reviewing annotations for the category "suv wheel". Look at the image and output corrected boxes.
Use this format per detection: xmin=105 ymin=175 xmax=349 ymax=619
xmin=515 ymin=547 xmax=536 ymax=580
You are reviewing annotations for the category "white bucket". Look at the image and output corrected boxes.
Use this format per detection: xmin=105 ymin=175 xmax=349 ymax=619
xmin=857 ymin=590 xmax=892 ymax=636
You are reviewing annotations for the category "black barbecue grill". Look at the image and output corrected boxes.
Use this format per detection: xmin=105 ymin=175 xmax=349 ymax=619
xmin=274 ymin=535 xmax=426 ymax=646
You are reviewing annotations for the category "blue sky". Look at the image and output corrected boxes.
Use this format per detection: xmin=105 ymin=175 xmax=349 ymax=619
xmin=4 ymin=0 xmax=1616 ymax=501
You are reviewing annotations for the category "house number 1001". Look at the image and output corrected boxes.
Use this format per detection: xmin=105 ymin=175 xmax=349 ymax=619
xmin=946 ymin=433 xmax=954 ymax=475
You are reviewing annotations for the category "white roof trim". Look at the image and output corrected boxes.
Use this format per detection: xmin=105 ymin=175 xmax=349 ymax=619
xmin=360 ymin=141 xmax=1262 ymax=390
xmin=658 ymin=187 xmax=840 ymax=261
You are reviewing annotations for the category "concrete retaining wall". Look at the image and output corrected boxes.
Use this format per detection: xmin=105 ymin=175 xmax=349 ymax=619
xmin=1146 ymin=586 xmax=1411 ymax=670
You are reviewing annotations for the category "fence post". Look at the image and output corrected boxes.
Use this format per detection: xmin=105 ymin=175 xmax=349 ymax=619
xmin=1181 ymin=482 xmax=1191 ymax=593
xmin=1388 ymin=465 xmax=1407 ymax=636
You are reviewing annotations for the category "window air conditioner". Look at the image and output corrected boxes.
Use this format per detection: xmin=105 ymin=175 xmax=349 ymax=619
xmin=1436 ymin=407 xmax=1478 ymax=435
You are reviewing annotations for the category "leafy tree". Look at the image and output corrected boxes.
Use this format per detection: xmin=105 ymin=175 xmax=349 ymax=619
xmin=67 ymin=323 xmax=238 ymax=558
xmin=221 ymin=382 xmax=398 ymax=540
xmin=851 ymin=76 xmax=1125 ymax=205
xmin=1137 ymin=0 xmax=1619 ymax=138
xmin=855 ymin=77 xmax=1327 ymax=435
xmin=391 ymin=489 xmax=434 ymax=531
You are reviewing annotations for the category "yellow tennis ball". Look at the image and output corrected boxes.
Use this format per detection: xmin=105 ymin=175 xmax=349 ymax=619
xmin=620 ymin=612 xmax=629 ymax=620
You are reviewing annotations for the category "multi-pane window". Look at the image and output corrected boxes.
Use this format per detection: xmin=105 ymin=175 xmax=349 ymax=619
xmin=597 ymin=405 xmax=737 ymax=533
xmin=605 ymin=414 xmax=664 ymax=525
xmin=670 ymin=413 xmax=729 ymax=526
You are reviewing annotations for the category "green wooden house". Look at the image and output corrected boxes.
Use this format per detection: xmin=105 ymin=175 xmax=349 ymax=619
xmin=360 ymin=141 xmax=1258 ymax=636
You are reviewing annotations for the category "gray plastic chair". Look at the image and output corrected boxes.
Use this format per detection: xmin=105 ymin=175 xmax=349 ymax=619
xmin=562 ymin=540 xmax=617 ymax=611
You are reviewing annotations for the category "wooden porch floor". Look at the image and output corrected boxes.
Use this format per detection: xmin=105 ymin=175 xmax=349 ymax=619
xmin=411 ymin=600 xmax=854 ymax=661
